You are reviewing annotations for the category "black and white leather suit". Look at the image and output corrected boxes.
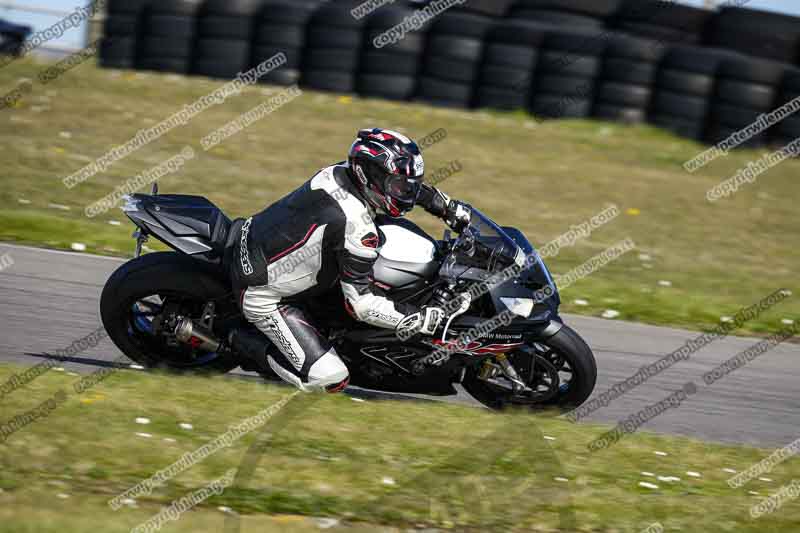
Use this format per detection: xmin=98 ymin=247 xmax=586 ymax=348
xmin=230 ymin=162 xmax=454 ymax=392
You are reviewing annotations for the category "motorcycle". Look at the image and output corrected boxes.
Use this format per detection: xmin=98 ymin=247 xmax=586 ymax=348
xmin=100 ymin=184 xmax=597 ymax=410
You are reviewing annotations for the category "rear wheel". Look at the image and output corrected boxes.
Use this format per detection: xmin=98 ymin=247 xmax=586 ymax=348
xmin=462 ymin=324 xmax=596 ymax=411
xmin=100 ymin=252 xmax=241 ymax=372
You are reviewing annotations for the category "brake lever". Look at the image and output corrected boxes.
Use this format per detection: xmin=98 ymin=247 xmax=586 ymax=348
xmin=440 ymin=292 xmax=472 ymax=342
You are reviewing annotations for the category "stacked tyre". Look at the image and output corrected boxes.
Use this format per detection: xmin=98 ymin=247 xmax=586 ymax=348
xmin=253 ymin=0 xmax=320 ymax=86
xmin=612 ymin=0 xmax=711 ymax=46
xmin=530 ymin=28 xmax=605 ymax=120
xmin=415 ymin=11 xmax=495 ymax=108
xmin=593 ymin=34 xmax=666 ymax=124
xmin=357 ymin=5 xmax=427 ymax=101
xmin=137 ymin=0 xmax=202 ymax=74
xmin=100 ymin=0 xmax=150 ymax=69
xmin=649 ymin=46 xmax=733 ymax=140
xmin=461 ymin=0 xmax=516 ymax=17
xmin=192 ymin=0 xmax=264 ymax=79
xmin=507 ymin=0 xmax=620 ymax=29
xmin=301 ymin=1 xmax=366 ymax=93
xmin=707 ymin=7 xmax=800 ymax=64
xmin=770 ymin=70 xmax=800 ymax=148
xmin=474 ymin=21 xmax=548 ymax=111
xmin=706 ymin=56 xmax=785 ymax=148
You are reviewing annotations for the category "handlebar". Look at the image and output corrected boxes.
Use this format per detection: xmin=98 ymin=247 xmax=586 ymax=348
xmin=445 ymin=227 xmax=516 ymax=272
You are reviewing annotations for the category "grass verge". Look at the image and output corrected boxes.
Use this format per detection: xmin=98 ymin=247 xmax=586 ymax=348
xmin=0 ymin=364 xmax=798 ymax=532
xmin=0 ymin=58 xmax=797 ymax=335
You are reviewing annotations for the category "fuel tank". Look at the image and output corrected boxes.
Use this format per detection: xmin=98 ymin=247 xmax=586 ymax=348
xmin=372 ymin=219 xmax=440 ymax=299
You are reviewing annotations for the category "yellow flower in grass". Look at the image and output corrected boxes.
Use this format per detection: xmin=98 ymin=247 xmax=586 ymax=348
xmin=80 ymin=392 xmax=106 ymax=404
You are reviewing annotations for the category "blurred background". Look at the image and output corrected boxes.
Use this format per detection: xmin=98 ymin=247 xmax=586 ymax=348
xmin=1 ymin=4 xmax=799 ymax=530
xmin=3 ymin=1 xmax=800 ymax=56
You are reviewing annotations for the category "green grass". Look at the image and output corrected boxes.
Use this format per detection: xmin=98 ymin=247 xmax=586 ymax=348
xmin=1 ymin=364 xmax=798 ymax=532
xmin=0 ymin=58 xmax=797 ymax=335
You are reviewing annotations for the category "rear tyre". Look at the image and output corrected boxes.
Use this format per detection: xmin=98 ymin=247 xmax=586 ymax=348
xmin=463 ymin=324 xmax=597 ymax=411
xmin=100 ymin=252 xmax=240 ymax=373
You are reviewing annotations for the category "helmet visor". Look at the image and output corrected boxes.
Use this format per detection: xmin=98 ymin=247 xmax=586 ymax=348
xmin=386 ymin=175 xmax=421 ymax=203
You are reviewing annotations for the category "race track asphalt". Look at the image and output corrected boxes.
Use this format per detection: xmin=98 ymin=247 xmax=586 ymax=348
xmin=1 ymin=243 xmax=797 ymax=448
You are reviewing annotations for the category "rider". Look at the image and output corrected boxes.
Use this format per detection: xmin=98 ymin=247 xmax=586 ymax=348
xmin=229 ymin=128 xmax=472 ymax=393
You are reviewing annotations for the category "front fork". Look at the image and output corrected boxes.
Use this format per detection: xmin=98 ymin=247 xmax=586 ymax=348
xmin=477 ymin=353 xmax=532 ymax=393
xmin=472 ymin=319 xmax=563 ymax=392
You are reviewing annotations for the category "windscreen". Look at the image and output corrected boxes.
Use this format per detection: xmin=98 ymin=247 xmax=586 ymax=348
xmin=442 ymin=209 xmax=523 ymax=277
xmin=469 ymin=209 xmax=517 ymax=252
xmin=476 ymin=210 xmax=525 ymax=270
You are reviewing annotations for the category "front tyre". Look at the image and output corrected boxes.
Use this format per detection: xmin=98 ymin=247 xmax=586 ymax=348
xmin=462 ymin=324 xmax=597 ymax=411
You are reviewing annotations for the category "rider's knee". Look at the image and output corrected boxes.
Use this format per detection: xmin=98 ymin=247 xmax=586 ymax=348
xmin=307 ymin=349 xmax=349 ymax=393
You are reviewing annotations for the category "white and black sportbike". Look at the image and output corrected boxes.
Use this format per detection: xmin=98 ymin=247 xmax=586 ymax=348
xmin=101 ymin=185 xmax=597 ymax=411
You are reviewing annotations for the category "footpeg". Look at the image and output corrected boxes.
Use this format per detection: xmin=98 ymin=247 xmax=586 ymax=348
xmin=228 ymin=327 xmax=275 ymax=375
xmin=228 ymin=327 xmax=271 ymax=358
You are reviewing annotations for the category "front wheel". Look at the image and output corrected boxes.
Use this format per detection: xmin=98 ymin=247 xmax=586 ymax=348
xmin=462 ymin=324 xmax=597 ymax=411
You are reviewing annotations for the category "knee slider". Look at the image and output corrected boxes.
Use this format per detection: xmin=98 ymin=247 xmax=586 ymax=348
xmin=325 ymin=376 xmax=350 ymax=394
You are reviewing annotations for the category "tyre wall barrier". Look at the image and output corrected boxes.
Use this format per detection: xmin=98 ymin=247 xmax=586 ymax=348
xmin=612 ymin=0 xmax=710 ymax=46
xmin=253 ymin=0 xmax=320 ymax=86
xmin=594 ymin=34 xmax=666 ymax=125
xmin=97 ymin=0 xmax=800 ymax=149
xmin=358 ymin=4 xmax=428 ymax=101
xmin=475 ymin=20 xmax=546 ymax=111
xmin=416 ymin=10 xmax=494 ymax=108
xmin=192 ymin=0 xmax=265 ymax=79
xmin=301 ymin=0 xmax=366 ymax=93
xmin=137 ymin=0 xmax=204 ymax=74
xmin=99 ymin=0 xmax=150 ymax=69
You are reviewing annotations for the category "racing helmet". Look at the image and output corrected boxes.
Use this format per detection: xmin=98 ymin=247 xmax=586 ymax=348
xmin=347 ymin=128 xmax=425 ymax=217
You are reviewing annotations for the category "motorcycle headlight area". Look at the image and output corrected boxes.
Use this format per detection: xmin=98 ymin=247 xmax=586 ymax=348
xmin=499 ymin=297 xmax=534 ymax=318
